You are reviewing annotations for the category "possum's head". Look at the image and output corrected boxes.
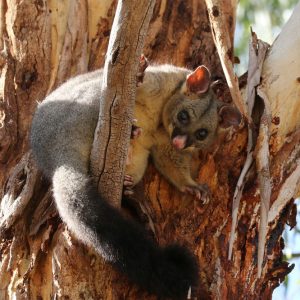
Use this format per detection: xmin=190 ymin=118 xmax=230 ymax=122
xmin=163 ymin=65 xmax=242 ymax=151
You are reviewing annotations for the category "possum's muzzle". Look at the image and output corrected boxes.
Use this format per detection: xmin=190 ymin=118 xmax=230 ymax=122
xmin=171 ymin=127 xmax=192 ymax=150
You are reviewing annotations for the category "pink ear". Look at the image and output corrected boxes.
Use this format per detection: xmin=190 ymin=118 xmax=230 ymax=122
xmin=218 ymin=105 xmax=242 ymax=128
xmin=186 ymin=65 xmax=211 ymax=94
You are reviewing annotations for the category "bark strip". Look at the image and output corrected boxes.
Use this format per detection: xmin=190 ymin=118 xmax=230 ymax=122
xmin=255 ymin=108 xmax=272 ymax=278
xmin=205 ymin=0 xmax=249 ymax=121
xmin=228 ymin=32 xmax=269 ymax=259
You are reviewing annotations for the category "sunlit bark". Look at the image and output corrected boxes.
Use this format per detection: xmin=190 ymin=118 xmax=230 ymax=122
xmin=0 ymin=1 xmax=299 ymax=299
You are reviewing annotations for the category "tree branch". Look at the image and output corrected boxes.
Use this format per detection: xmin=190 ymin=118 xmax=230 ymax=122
xmin=90 ymin=0 xmax=155 ymax=206
xmin=205 ymin=0 xmax=250 ymax=121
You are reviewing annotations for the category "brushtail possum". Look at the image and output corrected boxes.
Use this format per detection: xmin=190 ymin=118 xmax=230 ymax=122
xmin=125 ymin=63 xmax=241 ymax=199
xmin=30 ymin=63 xmax=240 ymax=299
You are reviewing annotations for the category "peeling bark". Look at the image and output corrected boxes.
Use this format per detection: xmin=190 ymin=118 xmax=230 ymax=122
xmin=205 ymin=0 xmax=249 ymax=120
xmin=228 ymin=32 xmax=269 ymax=261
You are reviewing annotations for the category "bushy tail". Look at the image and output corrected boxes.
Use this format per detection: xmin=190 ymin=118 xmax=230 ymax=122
xmin=52 ymin=165 xmax=198 ymax=299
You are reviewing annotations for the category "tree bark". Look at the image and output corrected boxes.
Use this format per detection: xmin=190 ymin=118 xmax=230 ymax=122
xmin=0 ymin=0 xmax=299 ymax=299
xmin=90 ymin=0 xmax=155 ymax=207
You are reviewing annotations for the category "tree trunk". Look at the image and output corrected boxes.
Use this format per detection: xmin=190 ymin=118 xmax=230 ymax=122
xmin=0 ymin=1 xmax=299 ymax=299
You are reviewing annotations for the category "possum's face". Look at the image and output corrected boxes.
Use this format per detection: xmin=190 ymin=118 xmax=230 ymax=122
xmin=168 ymin=93 xmax=220 ymax=150
xmin=162 ymin=65 xmax=241 ymax=151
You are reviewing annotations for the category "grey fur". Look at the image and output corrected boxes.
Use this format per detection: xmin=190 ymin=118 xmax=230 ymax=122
xmin=30 ymin=66 xmax=201 ymax=299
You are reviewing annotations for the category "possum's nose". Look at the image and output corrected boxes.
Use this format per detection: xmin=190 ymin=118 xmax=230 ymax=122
xmin=172 ymin=135 xmax=187 ymax=150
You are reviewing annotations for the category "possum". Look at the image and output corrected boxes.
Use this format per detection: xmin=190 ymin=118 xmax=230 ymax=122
xmin=30 ymin=63 xmax=240 ymax=299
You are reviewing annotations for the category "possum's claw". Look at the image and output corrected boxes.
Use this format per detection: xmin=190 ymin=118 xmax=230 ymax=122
xmin=131 ymin=124 xmax=142 ymax=139
xmin=124 ymin=175 xmax=134 ymax=186
xmin=123 ymin=189 xmax=134 ymax=196
xmin=136 ymin=54 xmax=149 ymax=86
xmin=130 ymin=119 xmax=142 ymax=139
xmin=123 ymin=175 xmax=135 ymax=196
xmin=184 ymin=184 xmax=210 ymax=204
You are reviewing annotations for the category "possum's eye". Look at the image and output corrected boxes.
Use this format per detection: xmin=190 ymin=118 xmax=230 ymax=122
xmin=177 ymin=110 xmax=189 ymax=124
xmin=195 ymin=128 xmax=208 ymax=140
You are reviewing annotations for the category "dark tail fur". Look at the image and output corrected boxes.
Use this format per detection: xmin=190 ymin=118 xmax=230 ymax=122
xmin=52 ymin=165 xmax=198 ymax=299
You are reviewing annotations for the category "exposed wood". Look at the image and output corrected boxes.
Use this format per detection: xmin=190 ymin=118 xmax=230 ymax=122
xmin=0 ymin=153 xmax=38 ymax=232
xmin=228 ymin=32 xmax=269 ymax=266
xmin=261 ymin=1 xmax=300 ymax=151
xmin=255 ymin=110 xmax=272 ymax=278
xmin=256 ymin=2 xmax=300 ymax=278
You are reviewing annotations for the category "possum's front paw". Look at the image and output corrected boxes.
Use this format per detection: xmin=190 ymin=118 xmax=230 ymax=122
xmin=184 ymin=184 xmax=210 ymax=204
xmin=130 ymin=122 xmax=142 ymax=139
xmin=123 ymin=175 xmax=134 ymax=196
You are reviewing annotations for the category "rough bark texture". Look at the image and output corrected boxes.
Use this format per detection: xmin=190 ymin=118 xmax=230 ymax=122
xmin=0 ymin=0 xmax=299 ymax=299
xmin=90 ymin=0 xmax=155 ymax=207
